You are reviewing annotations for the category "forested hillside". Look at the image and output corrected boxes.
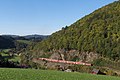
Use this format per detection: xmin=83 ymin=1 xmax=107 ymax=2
xmin=0 ymin=36 xmax=15 ymax=49
xmin=32 ymin=1 xmax=120 ymax=60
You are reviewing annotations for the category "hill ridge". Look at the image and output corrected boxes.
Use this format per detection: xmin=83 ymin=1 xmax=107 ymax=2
xmin=31 ymin=1 xmax=120 ymax=61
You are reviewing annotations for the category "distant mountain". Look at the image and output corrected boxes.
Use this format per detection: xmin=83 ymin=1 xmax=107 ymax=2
xmin=23 ymin=34 xmax=49 ymax=41
xmin=1 ymin=34 xmax=49 ymax=41
xmin=0 ymin=34 xmax=49 ymax=50
xmin=2 ymin=35 xmax=19 ymax=38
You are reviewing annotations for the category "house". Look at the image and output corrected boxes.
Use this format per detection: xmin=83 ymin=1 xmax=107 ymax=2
xmin=92 ymin=69 xmax=100 ymax=74
xmin=65 ymin=69 xmax=72 ymax=72
xmin=91 ymin=69 xmax=106 ymax=75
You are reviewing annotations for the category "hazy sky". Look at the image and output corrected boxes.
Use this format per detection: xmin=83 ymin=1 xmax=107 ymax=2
xmin=0 ymin=0 xmax=115 ymax=35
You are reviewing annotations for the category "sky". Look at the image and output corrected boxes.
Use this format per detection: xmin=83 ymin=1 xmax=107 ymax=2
xmin=0 ymin=0 xmax=116 ymax=36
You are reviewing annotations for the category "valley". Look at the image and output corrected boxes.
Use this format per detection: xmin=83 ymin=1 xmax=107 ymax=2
xmin=1 ymin=0 xmax=120 ymax=80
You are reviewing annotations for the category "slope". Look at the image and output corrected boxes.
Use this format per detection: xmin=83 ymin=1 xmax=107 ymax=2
xmin=32 ymin=1 xmax=120 ymax=60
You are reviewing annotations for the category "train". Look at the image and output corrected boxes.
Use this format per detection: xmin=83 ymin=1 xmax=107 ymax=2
xmin=33 ymin=58 xmax=92 ymax=66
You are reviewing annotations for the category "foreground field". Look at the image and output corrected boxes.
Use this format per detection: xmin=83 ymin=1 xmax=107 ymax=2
xmin=0 ymin=68 xmax=120 ymax=80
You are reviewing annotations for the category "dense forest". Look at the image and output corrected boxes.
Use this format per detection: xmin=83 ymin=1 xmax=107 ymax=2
xmin=29 ymin=1 xmax=120 ymax=61
xmin=0 ymin=36 xmax=15 ymax=49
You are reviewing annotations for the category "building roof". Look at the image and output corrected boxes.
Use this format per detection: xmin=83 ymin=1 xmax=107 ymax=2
xmin=92 ymin=69 xmax=100 ymax=73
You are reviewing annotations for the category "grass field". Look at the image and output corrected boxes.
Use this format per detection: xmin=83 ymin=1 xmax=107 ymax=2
xmin=0 ymin=68 xmax=120 ymax=80
xmin=17 ymin=40 xmax=32 ymax=44
xmin=0 ymin=51 xmax=20 ymax=62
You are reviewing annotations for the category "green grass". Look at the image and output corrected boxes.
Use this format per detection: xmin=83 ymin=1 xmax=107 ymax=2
xmin=17 ymin=40 xmax=32 ymax=44
xmin=0 ymin=52 xmax=9 ymax=57
xmin=0 ymin=52 xmax=20 ymax=62
xmin=0 ymin=68 xmax=120 ymax=80
xmin=8 ymin=55 xmax=21 ymax=62
xmin=2 ymin=49 xmax=11 ymax=53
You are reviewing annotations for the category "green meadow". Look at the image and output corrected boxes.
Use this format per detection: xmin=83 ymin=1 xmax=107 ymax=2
xmin=0 ymin=68 xmax=120 ymax=80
